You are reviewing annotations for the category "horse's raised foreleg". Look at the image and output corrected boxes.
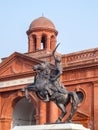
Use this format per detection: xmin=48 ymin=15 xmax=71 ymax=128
xmin=55 ymin=103 xmax=67 ymax=123
xmin=21 ymin=87 xmax=31 ymax=101
xmin=21 ymin=83 xmax=37 ymax=101
xmin=25 ymin=83 xmax=36 ymax=90
xmin=25 ymin=89 xmax=31 ymax=102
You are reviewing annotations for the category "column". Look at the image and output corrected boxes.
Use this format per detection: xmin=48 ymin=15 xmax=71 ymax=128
xmin=93 ymin=82 xmax=98 ymax=130
xmin=52 ymin=39 xmax=56 ymax=50
xmin=39 ymin=100 xmax=47 ymax=124
xmin=0 ymin=95 xmax=1 ymax=115
xmin=36 ymin=36 xmax=41 ymax=50
xmin=46 ymin=36 xmax=50 ymax=51
xmin=0 ymin=117 xmax=12 ymax=130
xmin=50 ymin=36 xmax=56 ymax=50
xmin=28 ymin=36 xmax=34 ymax=52
xmin=49 ymin=101 xmax=58 ymax=123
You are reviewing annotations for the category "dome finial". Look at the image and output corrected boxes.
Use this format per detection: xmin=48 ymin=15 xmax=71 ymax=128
xmin=42 ymin=13 xmax=44 ymax=17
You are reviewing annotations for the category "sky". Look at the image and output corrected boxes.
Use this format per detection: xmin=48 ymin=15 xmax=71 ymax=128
xmin=0 ymin=0 xmax=98 ymax=62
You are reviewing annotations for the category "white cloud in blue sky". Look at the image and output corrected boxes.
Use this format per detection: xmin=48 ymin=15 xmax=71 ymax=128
xmin=0 ymin=0 xmax=98 ymax=60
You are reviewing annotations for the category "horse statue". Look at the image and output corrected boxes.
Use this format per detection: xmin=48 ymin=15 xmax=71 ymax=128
xmin=22 ymin=61 xmax=80 ymax=123
xmin=22 ymin=43 xmax=80 ymax=123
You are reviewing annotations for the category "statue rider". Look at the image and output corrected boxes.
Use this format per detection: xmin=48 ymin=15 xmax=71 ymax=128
xmin=42 ymin=43 xmax=67 ymax=102
xmin=50 ymin=43 xmax=67 ymax=94
xmin=35 ymin=61 xmax=58 ymax=102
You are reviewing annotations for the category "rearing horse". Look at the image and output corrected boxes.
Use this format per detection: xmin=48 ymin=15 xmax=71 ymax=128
xmin=22 ymin=62 xmax=80 ymax=123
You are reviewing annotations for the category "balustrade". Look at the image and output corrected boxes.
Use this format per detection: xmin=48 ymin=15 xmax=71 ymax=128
xmin=62 ymin=49 xmax=98 ymax=65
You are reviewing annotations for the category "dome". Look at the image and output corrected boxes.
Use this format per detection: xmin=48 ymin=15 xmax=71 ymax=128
xmin=29 ymin=16 xmax=56 ymax=31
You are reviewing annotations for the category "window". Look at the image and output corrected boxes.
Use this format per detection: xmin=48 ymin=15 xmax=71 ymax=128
xmin=41 ymin=35 xmax=46 ymax=49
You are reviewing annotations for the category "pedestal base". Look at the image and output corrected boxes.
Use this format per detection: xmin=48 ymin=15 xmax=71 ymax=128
xmin=12 ymin=123 xmax=90 ymax=130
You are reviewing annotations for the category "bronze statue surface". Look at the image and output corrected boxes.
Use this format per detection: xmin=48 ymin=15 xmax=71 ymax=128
xmin=22 ymin=44 xmax=80 ymax=123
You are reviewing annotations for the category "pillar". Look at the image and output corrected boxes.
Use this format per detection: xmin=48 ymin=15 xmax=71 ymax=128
xmin=0 ymin=94 xmax=1 ymax=115
xmin=36 ymin=36 xmax=41 ymax=50
xmin=93 ymin=82 xmax=98 ymax=130
xmin=39 ymin=100 xmax=47 ymax=124
xmin=0 ymin=117 xmax=12 ymax=130
xmin=50 ymin=36 xmax=56 ymax=50
xmin=28 ymin=36 xmax=34 ymax=52
xmin=49 ymin=101 xmax=58 ymax=123
xmin=46 ymin=36 xmax=50 ymax=51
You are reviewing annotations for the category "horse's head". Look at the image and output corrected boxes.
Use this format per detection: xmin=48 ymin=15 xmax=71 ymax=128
xmin=33 ymin=62 xmax=50 ymax=72
xmin=33 ymin=64 xmax=44 ymax=72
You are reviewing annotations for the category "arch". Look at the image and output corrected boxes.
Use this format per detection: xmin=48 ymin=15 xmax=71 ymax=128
xmin=11 ymin=97 xmax=36 ymax=128
xmin=75 ymin=87 xmax=86 ymax=106
xmin=1 ymin=91 xmax=39 ymax=123
xmin=41 ymin=34 xmax=47 ymax=50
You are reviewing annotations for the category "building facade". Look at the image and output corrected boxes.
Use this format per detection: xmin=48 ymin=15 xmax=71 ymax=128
xmin=0 ymin=16 xmax=98 ymax=130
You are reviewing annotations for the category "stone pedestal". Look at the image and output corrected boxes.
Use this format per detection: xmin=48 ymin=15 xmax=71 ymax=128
xmin=12 ymin=123 xmax=90 ymax=130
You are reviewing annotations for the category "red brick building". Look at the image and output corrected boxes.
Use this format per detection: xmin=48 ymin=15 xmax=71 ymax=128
xmin=0 ymin=16 xmax=98 ymax=130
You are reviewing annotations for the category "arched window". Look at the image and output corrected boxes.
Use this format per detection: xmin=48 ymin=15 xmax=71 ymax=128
xmin=41 ymin=35 xmax=47 ymax=49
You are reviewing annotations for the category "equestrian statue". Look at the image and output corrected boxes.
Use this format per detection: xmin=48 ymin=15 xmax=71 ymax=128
xmin=22 ymin=43 xmax=80 ymax=123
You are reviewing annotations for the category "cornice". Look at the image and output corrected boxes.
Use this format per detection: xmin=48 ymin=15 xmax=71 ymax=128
xmin=26 ymin=27 xmax=58 ymax=35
